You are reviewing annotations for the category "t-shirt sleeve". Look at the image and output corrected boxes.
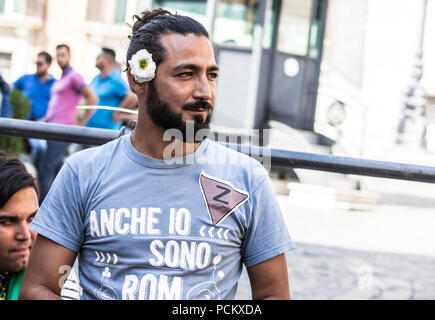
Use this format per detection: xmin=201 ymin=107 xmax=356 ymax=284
xmin=242 ymin=175 xmax=295 ymax=267
xmin=30 ymin=162 xmax=85 ymax=252
xmin=72 ymin=72 xmax=87 ymax=92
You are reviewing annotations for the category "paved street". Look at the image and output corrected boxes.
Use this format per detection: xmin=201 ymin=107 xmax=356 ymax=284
xmin=236 ymin=242 xmax=435 ymax=300
xmin=235 ymin=184 xmax=435 ymax=300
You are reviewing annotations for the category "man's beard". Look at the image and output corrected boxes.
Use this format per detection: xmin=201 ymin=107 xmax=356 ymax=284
xmin=146 ymin=82 xmax=213 ymax=143
xmin=96 ymin=62 xmax=104 ymax=71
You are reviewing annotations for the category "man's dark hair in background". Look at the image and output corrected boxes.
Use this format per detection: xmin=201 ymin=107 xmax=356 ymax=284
xmin=101 ymin=48 xmax=116 ymax=62
xmin=0 ymin=151 xmax=38 ymax=207
xmin=55 ymin=44 xmax=70 ymax=53
xmin=37 ymin=51 xmax=52 ymax=65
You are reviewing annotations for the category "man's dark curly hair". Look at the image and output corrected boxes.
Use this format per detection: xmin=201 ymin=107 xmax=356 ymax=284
xmin=0 ymin=150 xmax=38 ymax=208
xmin=126 ymin=8 xmax=209 ymax=71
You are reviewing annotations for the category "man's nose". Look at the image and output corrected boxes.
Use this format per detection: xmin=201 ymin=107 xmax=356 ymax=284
xmin=15 ymin=222 xmax=32 ymax=242
xmin=193 ymin=75 xmax=213 ymax=101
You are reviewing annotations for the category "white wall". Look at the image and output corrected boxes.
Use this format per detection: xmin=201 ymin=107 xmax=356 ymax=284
xmin=0 ymin=28 xmax=34 ymax=83
xmin=361 ymin=0 xmax=422 ymax=156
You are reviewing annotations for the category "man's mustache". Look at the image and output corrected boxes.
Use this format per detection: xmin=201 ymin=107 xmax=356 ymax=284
xmin=182 ymin=101 xmax=213 ymax=112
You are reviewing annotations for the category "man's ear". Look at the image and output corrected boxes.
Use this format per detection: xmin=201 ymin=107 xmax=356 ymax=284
xmin=127 ymin=68 xmax=148 ymax=95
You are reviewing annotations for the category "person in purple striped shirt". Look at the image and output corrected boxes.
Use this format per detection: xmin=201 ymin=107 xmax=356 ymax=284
xmin=37 ymin=44 xmax=97 ymax=204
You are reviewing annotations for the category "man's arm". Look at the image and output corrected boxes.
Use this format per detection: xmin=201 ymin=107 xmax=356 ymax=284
xmin=19 ymin=235 xmax=77 ymax=300
xmin=246 ymin=254 xmax=291 ymax=300
xmin=77 ymin=86 xmax=97 ymax=126
xmin=113 ymin=91 xmax=138 ymax=123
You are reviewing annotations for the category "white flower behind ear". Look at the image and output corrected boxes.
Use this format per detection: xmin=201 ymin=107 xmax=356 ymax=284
xmin=129 ymin=49 xmax=156 ymax=83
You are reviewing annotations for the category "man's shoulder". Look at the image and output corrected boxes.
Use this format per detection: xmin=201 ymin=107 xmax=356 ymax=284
xmin=65 ymin=136 xmax=123 ymax=172
xmin=21 ymin=74 xmax=34 ymax=80
xmin=46 ymin=75 xmax=57 ymax=84
xmin=13 ymin=74 xmax=32 ymax=85
xmin=67 ymin=68 xmax=85 ymax=81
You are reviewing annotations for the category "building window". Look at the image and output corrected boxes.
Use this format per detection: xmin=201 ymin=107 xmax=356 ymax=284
xmin=0 ymin=0 xmax=27 ymax=15
xmin=214 ymin=0 xmax=257 ymax=47
xmin=0 ymin=52 xmax=11 ymax=68
xmin=154 ymin=0 xmax=207 ymax=15
xmin=214 ymin=0 xmax=274 ymax=48
xmin=153 ymin=0 xmax=273 ymax=48
xmin=114 ymin=0 xmax=128 ymax=23
xmin=26 ymin=0 xmax=45 ymax=17
xmin=153 ymin=0 xmax=208 ymax=28
xmin=137 ymin=0 xmax=151 ymax=12
xmin=87 ymin=0 xmax=106 ymax=22
xmin=276 ymin=0 xmax=313 ymax=56
xmin=13 ymin=0 xmax=27 ymax=14
xmin=0 ymin=52 xmax=12 ymax=81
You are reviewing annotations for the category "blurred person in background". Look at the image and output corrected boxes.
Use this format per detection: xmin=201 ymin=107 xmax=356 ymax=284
xmin=0 ymin=150 xmax=39 ymax=300
xmin=85 ymin=47 xmax=137 ymax=131
xmin=13 ymin=52 xmax=56 ymax=169
xmin=37 ymin=44 xmax=97 ymax=204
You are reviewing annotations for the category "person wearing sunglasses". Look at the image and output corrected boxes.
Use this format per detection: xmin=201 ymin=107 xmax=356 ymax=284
xmin=13 ymin=52 xmax=56 ymax=170
xmin=13 ymin=52 xmax=56 ymax=122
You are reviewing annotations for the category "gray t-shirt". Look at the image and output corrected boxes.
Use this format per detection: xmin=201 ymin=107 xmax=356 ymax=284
xmin=31 ymin=134 xmax=295 ymax=300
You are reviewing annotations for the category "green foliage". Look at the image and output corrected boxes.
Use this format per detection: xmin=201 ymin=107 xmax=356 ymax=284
xmin=10 ymin=88 xmax=30 ymax=119
xmin=0 ymin=89 xmax=30 ymax=156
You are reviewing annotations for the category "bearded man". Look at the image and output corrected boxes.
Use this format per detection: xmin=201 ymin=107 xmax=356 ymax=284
xmin=20 ymin=9 xmax=295 ymax=300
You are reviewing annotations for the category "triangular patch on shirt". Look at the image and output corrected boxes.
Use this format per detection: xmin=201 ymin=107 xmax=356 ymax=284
xmin=199 ymin=171 xmax=249 ymax=225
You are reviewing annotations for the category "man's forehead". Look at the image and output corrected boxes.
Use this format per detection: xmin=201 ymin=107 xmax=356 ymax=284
xmin=0 ymin=209 xmax=13 ymax=216
xmin=0 ymin=208 xmax=36 ymax=219
xmin=0 ymin=208 xmax=20 ymax=218
xmin=160 ymin=33 xmax=216 ymax=65
xmin=57 ymin=47 xmax=69 ymax=54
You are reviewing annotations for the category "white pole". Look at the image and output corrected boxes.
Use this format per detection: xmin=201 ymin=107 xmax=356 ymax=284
xmin=244 ymin=0 xmax=268 ymax=129
xmin=205 ymin=0 xmax=218 ymax=39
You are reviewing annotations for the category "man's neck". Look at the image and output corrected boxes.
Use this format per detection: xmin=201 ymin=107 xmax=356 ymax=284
xmin=36 ymin=72 xmax=50 ymax=82
xmin=101 ymin=65 xmax=115 ymax=78
xmin=131 ymin=110 xmax=200 ymax=160
xmin=61 ymin=65 xmax=71 ymax=74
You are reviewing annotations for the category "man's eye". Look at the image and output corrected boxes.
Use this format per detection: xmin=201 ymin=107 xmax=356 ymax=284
xmin=0 ymin=220 xmax=13 ymax=226
xmin=178 ymin=72 xmax=192 ymax=77
xmin=208 ymin=73 xmax=218 ymax=80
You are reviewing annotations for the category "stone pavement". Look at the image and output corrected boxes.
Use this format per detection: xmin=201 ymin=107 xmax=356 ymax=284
xmin=235 ymin=188 xmax=435 ymax=300
xmin=235 ymin=243 xmax=435 ymax=300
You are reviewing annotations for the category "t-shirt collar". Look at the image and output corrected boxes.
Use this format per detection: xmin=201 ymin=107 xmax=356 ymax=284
xmin=123 ymin=132 xmax=209 ymax=169
xmin=63 ymin=67 xmax=73 ymax=75
xmin=35 ymin=73 xmax=55 ymax=83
